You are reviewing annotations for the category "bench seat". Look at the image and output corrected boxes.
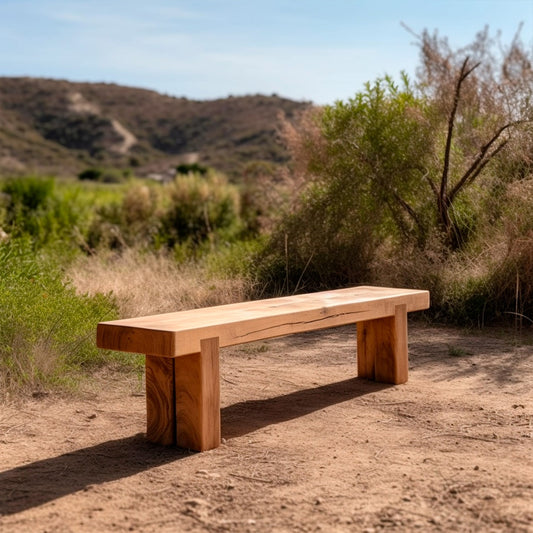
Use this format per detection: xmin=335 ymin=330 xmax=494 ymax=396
xmin=97 ymin=286 xmax=429 ymax=451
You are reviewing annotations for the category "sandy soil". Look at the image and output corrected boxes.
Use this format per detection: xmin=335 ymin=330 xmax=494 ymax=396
xmin=1 ymin=324 xmax=532 ymax=532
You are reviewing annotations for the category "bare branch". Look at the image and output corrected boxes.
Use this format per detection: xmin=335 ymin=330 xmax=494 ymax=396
xmin=440 ymin=57 xmax=481 ymax=202
xmin=391 ymin=190 xmax=424 ymax=231
xmin=453 ymin=140 xmax=509 ymax=196
xmin=448 ymin=120 xmax=525 ymax=203
xmin=423 ymin=170 xmax=439 ymax=198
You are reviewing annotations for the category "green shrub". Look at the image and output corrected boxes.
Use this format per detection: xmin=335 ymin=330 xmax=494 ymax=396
xmin=206 ymin=238 xmax=265 ymax=280
xmin=85 ymin=172 xmax=246 ymax=254
xmin=0 ymin=176 xmax=87 ymax=249
xmin=0 ymin=239 xmax=122 ymax=396
xmin=87 ymin=184 xmax=160 ymax=250
xmin=158 ymin=172 xmax=243 ymax=250
xmin=176 ymin=162 xmax=209 ymax=175
xmin=2 ymin=176 xmax=54 ymax=210
xmin=78 ymin=167 xmax=127 ymax=183
xmin=2 ymin=177 xmax=55 ymax=242
xmin=78 ymin=167 xmax=103 ymax=181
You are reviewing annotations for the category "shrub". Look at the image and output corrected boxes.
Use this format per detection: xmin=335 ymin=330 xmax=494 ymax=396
xmin=0 ymin=239 xmax=120 ymax=397
xmin=1 ymin=176 xmax=55 ymax=242
xmin=486 ymin=178 xmax=533 ymax=326
xmin=87 ymin=183 xmax=161 ymax=251
xmin=78 ymin=167 xmax=127 ymax=183
xmin=85 ymin=171 xmax=246 ymax=255
xmin=2 ymin=176 xmax=69 ymax=246
xmin=176 ymin=162 xmax=209 ymax=175
xmin=158 ymin=172 xmax=243 ymax=251
xmin=78 ymin=167 xmax=103 ymax=181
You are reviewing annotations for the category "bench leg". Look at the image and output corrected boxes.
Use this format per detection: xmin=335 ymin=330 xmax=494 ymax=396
xmin=357 ymin=304 xmax=408 ymax=384
xmin=146 ymin=355 xmax=177 ymax=445
xmin=145 ymin=338 xmax=221 ymax=451
xmin=174 ymin=337 xmax=221 ymax=451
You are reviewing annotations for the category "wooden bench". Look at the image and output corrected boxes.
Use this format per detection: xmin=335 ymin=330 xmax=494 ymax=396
xmin=97 ymin=286 xmax=429 ymax=451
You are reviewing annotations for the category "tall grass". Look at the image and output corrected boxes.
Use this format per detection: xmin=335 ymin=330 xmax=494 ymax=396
xmin=67 ymin=248 xmax=254 ymax=319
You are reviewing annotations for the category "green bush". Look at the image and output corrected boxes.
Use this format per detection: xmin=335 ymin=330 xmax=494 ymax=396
xmin=0 ymin=239 xmax=122 ymax=396
xmin=0 ymin=176 xmax=86 ymax=249
xmin=176 ymin=162 xmax=209 ymax=175
xmin=158 ymin=172 xmax=243 ymax=250
xmin=78 ymin=167 xmax=129 ymax=183
xmin=85 ymin=172 xmax=247 ymax=255
xmin=78 ymin=167 xmax=103 ymax=181
xmin=87 ymin=184 xmax=160 ymax=250
xmin=206 ymin=237 xmax=266 ymax=280
xmin=2 ymin=176 xmax=55 ymax=241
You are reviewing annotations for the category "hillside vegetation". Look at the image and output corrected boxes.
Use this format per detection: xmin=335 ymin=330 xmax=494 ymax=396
xmin=0 ymin=77 xmax=309 ymax=179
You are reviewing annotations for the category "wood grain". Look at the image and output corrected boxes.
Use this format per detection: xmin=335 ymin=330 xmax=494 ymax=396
xmin=357 ymin=304 xmax=409 ymax=384
xmin=145 ymin=355 xmax=176 ymax=445
xmin=174 ymin=337 xmax=221 ymax=451
xmin=97 ymin=286 xmax=430 ymax=357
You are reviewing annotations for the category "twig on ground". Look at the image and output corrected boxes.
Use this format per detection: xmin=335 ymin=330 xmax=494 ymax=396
xmin=230 ymin=473 xmax=276 ymax=484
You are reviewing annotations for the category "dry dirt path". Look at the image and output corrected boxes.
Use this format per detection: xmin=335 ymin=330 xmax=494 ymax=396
xmin=1 ymin=324 xmax=532 ymax=532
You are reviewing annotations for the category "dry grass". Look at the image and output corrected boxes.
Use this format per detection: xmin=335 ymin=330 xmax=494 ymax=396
xmin=67 ymin=249 xmax=253 ymax=318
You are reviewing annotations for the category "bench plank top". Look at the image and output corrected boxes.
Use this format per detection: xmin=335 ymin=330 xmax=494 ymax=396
xmin=97 ymin=286 xmax=429 ymax=358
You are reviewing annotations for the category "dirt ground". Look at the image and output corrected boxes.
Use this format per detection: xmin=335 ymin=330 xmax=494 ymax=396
xmin=1 ymin=323 xmax=532 ymax=532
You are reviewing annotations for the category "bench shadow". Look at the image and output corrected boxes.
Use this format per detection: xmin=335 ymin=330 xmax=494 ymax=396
xmin=221 ymin=377 xmax=390 ymax=439
xmin=0 ymin=433 xmax=191 ymax=516
xmin=0 ymin=377 xmax=387 ymax=516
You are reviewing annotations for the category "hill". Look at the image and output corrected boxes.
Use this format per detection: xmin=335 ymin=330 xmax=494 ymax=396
xmin=0 ymin=77 xmax=311 ymax=180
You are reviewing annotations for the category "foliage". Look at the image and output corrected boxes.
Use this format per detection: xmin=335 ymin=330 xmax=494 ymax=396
xmin=258 ymin=76 xmax=435 ymax=292
xmin=87 ymin=183 xmax=160 ymax=250
xmin=176 ymin=162 xmax=208 ymax=175
xmin=257 ymin=27 xmax=533 ymax=327
xmin=78 ymin=167 xmax=103 ymax=181
xmin=85 ymin=171 xmax=246 ymax=255
xmin=1 ymin=176 xmax=83 ymax=248
xmin=413 ymin=26 xmax=533 ymax=249
xmin=0 ymin=238 xmax=120 ymax=396
xmin=0 ymin=171 xmax=259 ymax=396
xmin=78 ymin=167 xmax=128 ymax=183
xmin=158 ymin=172 xmax=243 ymax=251
xmin=206 ymin=238 xmax=266 ymax=281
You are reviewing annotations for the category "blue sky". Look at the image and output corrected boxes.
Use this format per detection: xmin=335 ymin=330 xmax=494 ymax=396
xmin=0 ymin=0 xmax=531 ymax=104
